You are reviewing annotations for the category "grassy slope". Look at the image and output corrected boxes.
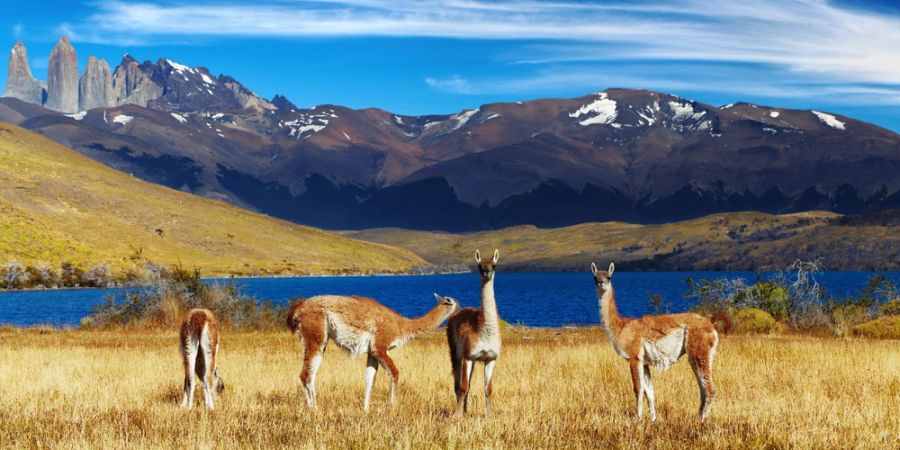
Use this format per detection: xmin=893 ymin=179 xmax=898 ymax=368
xmin=0 ymin=327 xmax=896 ymax=448
xmin=344 ymin=211 xmax=900 ymax=271
xmin=0 ymin=122 xmax=424 ymax=275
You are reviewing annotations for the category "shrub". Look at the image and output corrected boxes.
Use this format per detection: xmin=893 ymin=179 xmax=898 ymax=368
xmin=878 ymin=299 xmax=900 ymax=316
xmin=85 ymin=264 xmax=286 ymax=330
xmin=851 ymin=316 xmax=900 ymax=339
xmin=733 ymin=308 xmax=784 ymax=334
xmin=830 ymin=304 xmax=872 ymax=336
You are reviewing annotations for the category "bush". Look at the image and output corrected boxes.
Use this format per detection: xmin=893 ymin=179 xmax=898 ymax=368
xmin=733 ymin=308 xmax=784 ymax=334
xmin=851 ymin=316 xmax=900 ymax=339
xmin=878 ymin=299 xmax=900 ymax=316
xmin=85 ymin=264 xmax=286 ymax=330
xmin=830 ymin=304 xmax=872 ymax=336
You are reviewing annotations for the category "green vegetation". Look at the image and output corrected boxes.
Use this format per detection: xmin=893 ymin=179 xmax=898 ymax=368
xmin=685 ymin=260 xmax=898 ymax=337
xmin=0 ymin=122 xmax=424 ymax=277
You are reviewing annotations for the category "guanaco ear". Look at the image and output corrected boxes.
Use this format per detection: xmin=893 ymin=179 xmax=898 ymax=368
xmin=608 ymin=262 xmax=615 ymax=277
xmin=591 ymin=262 xmax=598 ymax=275
xmin=492 ymin=248 xmax=500 ymax=264
xmin=475 ymin=249 xmax=482 ymax=263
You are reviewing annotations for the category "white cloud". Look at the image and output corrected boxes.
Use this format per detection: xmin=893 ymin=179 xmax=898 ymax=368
xmin=12 ymin=23 xmax=23 ymax=39
xmin=66 ymin=1 xmax=900 ymax=98
xmin=425 ymin=75 xmax=473 ymax=94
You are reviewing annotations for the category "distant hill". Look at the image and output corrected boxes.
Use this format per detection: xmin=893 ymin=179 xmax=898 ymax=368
xmin=0 ymin=122 xmax=424 ymax=275
xmin=3 ymin=38 xmax=900 ymax=231
xmin=342 ymin=211 xmax=900 ymax=271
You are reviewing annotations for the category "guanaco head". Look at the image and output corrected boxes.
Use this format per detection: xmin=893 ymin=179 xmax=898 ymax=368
xmin=433 ymin=293 xmax=461 ymax=316
xmin=474 ymin=248 xmax=500 ymax=282
xmin=591 ymin=262 xmax=615 ymax=296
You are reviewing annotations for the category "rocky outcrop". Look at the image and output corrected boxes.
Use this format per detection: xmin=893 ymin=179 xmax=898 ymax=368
xmin=79 ymin=56 xmax=115 ymax=110
xmin=271 ymin=94 xmax=297 ymax=110
xmin=3 ymin=41 xmax=44 ymax=104
xmin=220 ymin=76 xmax=275 ymax=112
xmin=45 ymin=36 xmax=79 ymax=113
xmin=112 ymin=55 xmax=163 ymax=107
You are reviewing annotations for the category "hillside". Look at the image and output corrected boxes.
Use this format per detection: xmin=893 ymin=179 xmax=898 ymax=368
xmin=0 ymin=122 xmax=424 ymax=275
xmin=4 ymin=37 xmax=900 ymax=231
xmin=343 ymin=211 xmax=900 ymax=271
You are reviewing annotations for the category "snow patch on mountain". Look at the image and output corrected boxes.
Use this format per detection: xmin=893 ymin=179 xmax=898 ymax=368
xmin=166 ymin=59 xmax=195 ymax=75
xmin=112 ymin=114 xmax=133 ymax=125
xmin=668 ymin=101 xmax=705 ymax=121
xmin=283 ymin=109 xmax=336 ymax=138
xmin=453 ymin=109 xmax=478 ymax=130
xmin=570 ymin=92 xmax=617 ymax=126
xmin=812 ymin=111 xmax=845 ymax=130
xmin=200 ymin=73 xmax=215 ymax=85
xmin=170 ymin=112 xmax=188 ymax=124
xmin=769 ymin=111 xmax=780 ymax=118
xmin=65 ymin=111 xmax=86 ymax=121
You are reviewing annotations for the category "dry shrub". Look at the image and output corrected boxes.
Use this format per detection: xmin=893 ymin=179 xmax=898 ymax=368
xmin=732 ymin=308 xmax=784 ymax=334
xmin=851 ymin=316 xmax=900 ymax=339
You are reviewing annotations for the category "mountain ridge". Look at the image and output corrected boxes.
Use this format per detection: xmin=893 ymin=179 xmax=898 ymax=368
xmin=2 ymin=39 xmax=899 ymax=232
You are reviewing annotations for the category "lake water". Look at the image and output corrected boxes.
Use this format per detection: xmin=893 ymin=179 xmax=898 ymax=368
xmin=0 ymin=271 xmax=897 ymax=328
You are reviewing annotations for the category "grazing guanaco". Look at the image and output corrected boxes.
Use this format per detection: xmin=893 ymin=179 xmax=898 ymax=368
xmin=286 ymin=293 xmax=459 ymax=411
xmin=179 ymin=308 xmax=224 ymax=411
xmin=446 ymin=249 xmax=502 ymax=417
xmin=591 ymin=262 xmax=719 ymax=422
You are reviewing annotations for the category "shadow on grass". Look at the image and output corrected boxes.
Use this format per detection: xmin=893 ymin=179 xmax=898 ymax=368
xmin=153 ymin=384 xmax=183 ymax=406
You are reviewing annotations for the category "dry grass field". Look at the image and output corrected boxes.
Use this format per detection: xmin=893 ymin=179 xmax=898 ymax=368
xmin=0 ymin=327 xmax=896 ymax=449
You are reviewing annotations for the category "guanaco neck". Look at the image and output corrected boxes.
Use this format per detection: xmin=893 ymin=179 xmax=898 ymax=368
xmin=402 ymin=304 xmax=454 ymax=337
xmin=599 ymin=284 xmax=629 ymax=357
xmin=480 ymin=275 xmax=500 ymax=333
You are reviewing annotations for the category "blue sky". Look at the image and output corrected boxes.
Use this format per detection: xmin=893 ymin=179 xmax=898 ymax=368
xmin=4 ymin=0 xmax=900 ymax=132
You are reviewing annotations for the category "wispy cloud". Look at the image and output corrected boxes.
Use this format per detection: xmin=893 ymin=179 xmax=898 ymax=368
xmin=64 ymin=0 xmax=900 ymax=102
xmin=425 ymin=75 xmax=473 ymax=95
xmin=12 ymin=23 xmax=23 ymax=39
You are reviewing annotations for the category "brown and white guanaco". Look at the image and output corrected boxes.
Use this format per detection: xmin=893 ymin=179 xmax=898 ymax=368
xmin=287 ymin=293 xmax=459 ymax=411
xmin=591 ymin=262 xmax=719 ymax=422
xmin=179 ymin=308 xmax=224 ymax=411
xmin=446 ymin=249 xmax=502 ymax=417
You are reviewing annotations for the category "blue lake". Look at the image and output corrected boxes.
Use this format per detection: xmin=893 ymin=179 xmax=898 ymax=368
xmin=0 ymin=271 xmax=897 ymax=327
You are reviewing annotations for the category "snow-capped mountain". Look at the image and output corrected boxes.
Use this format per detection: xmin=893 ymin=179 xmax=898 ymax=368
xmin=2 ymin=46 xmax=899 ymax=231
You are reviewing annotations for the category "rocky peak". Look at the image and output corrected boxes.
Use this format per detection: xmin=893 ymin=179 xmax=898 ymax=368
xmin=271 ymin=94 xmax=297 ymax=110
xmin=79 ymin=56 xmax=115 ymax=110
xmin=45 ymin=36 xmax=79 ymax=113
xmin=112 ymin=55 xmax=163 ymax=107
xmin=2 ymin=41 xmax=44 ymax=104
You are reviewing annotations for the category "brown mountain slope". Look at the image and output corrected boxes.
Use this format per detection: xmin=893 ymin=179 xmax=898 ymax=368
xmin=0 ymin=122 xmax=424 ymax=275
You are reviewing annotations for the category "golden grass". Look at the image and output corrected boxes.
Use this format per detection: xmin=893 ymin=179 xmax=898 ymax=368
xmin=0 ymin=327 xmax=896 ymax=449
xmin=0 ymin=123 xmax=424 ymax=275
xmin=343 ymin=211 xmax=900 ymax=271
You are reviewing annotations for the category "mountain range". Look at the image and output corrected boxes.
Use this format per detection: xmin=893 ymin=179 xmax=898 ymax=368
xmin=3 ymin=38 xmax=899 ymax=232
